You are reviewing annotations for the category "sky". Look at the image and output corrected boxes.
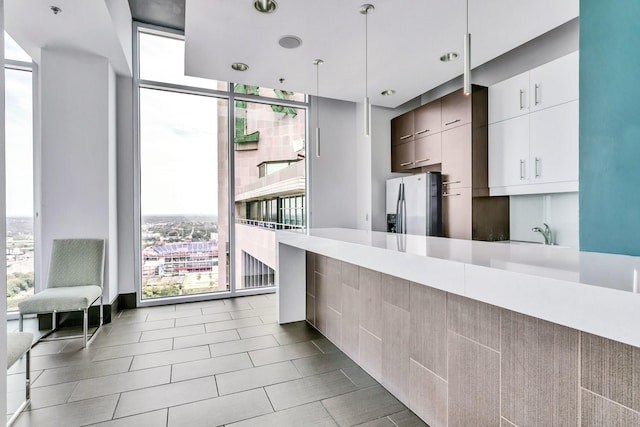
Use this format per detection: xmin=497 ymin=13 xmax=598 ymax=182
xmin=4 ymin=31 xmax=223 ymax=217
xmin=5 ymin=33 xmax=33 ymax=218
xmin=139 ymin=33 xmax=221 ymax=216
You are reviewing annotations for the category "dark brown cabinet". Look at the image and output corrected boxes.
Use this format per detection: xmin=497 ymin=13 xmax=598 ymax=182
xmin=391 ymin=140 xmax=415 ymax=171
xmin=414 ymin=133 xmax=441 ymax=167
xmin=390 ymin=85 xmax=509 ymax=241
xmin=390 ymin=99 xmax=442 ymax=171
xmin=442 ymin=187 xmax=472 ymax=239
xmin=441 ymin=89 xmax=472 ymax=130
xmin=415 ymin=99 xmax=441 ymax=136
xmin=391 ymin=111 xmax=414 ymax=146
xmin=441 ymin=124 xmax=471 ymax=189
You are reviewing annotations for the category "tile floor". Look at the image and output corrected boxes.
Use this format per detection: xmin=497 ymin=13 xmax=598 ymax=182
xmin=7 ymin=294 xmax=428 ymax=427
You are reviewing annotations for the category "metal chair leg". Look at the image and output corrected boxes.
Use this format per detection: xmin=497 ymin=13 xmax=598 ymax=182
xmin=25 ymin=347 xmax=31 ymax=402
xmin=83 ymin=308 xmax=88 ymax=348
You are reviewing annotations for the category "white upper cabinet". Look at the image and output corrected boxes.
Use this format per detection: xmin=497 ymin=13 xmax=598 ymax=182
xmin=489 ymin=73 xmax=530 ymax=124
xmin=529 ymin=51 xmax=579 ymax=113
xmin=489 ymin=51 xmax=579 ymax=124
xmin=488 ymin=51 xmax=579 ymax=196
xmin=488 ymin=115 xmax=530 ymax=188
xmin=529 ymin=100 xmax=579 ymax=185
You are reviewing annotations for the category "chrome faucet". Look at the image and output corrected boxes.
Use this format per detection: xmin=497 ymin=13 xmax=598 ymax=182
xmin=532 ymin=223 xmax=553 ymax=245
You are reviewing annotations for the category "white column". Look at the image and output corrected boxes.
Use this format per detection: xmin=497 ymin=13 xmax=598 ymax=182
xmin=39 ymin=49 xmax=118 ymax=303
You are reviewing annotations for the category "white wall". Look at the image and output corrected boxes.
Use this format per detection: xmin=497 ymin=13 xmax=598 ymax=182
xmin=39 ymin=49 xmax=118 ymax=302
xmin=116 ymin=75 xmax=135 ymax=295
xmin=509 ymin=192 xmax=579 ymax=248
xmin=309 ymin=97 xmax=358 ymax=229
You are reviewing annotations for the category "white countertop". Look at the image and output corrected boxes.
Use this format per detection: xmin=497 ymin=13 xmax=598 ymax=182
xmin=276 ymin=228 xmax=640 ymax=348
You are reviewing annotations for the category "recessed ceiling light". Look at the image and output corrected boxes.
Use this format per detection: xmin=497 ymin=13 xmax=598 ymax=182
xmin=231 ymin=62 xmax=249 ymax=71
xmin=381 ymin=90 xmax=395 ymax=96
xmin=254 ymin=0 xmax=277 ymax=13
xmin=278 ymin=35 xmax=302 ymax=49
xmin=440 ymin=52 xmax=458 ymax=62
xmin=50 ymin=5 xmax=62 ymax=14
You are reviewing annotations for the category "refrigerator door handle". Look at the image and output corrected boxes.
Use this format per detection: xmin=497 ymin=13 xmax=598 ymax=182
xmin=397 ymin=183 xmax=407 ymax=234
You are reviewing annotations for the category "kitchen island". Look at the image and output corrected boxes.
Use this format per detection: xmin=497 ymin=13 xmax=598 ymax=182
xmin=276 ymin=228 xmax=640 ymax=426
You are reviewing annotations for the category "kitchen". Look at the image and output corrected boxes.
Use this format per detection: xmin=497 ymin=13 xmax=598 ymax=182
xmin=2 ymin=0 xmax=639 ymax=426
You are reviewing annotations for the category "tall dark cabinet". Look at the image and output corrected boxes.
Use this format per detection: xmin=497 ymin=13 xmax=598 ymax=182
xmin=391 ymin=86 xmax=509 ymax=241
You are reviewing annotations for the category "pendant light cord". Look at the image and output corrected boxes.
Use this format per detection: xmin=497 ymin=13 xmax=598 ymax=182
xmin=316 ymin=63 xmax=320 ymax=128
xmin=365 ymin=10 xmax=368 ymax=100
xmin=466 ymin=0 xmax=469 ymax=33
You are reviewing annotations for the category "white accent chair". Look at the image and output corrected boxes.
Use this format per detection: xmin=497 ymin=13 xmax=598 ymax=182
xmin=18 ymin=239 xmax=106 ymax=348
xmin=6 ymin=332 xmax=33 ymax=426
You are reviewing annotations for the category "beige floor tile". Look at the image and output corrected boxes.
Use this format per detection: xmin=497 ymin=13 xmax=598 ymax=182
xmin=216 ymin=360 xmax=301 ymax=395
xmin=173 ymin=329 xmax=239 ymax=349
xmin=14 ymin=395 xmax=119 ymax=427
xmin=167 ymin=388 xmax=273 ymax=427
xmin=89 ymin=409 xmax=168 ymax=427
xmin=68 ymin=365 xmax=171 ymax=401
xmin=114 ymin=376 xmax=218 ymax=418
xmin=130 ymin=345 xmax=210 ymax=371
xmin=171 ymin=353 xmax=253 ymax=382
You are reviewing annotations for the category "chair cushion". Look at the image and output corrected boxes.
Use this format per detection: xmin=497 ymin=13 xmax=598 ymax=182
xmin=7 ymin=332 xmax=33 ymax=368
xmin=17 ymin=285 xmax=102 ymax=314
xmin=48 ymin=239 xmax=105 ymax=288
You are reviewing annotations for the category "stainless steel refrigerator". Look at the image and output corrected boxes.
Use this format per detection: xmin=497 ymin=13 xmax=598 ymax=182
xmin=386 ymin=172 xmax=442 ymax=236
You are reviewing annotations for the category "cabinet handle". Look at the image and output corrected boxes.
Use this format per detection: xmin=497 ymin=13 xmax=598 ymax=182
xmin=519 ymin=160 xmax=526 ymax=180
xmin=519 ymin=89 xmax=525 ymax=110
xmin=400 ymin=134 xmax=413 ymax=140
xmin=443 ymin=192 xmax=461 ymax=197
xmin=442 ymin=180 xmax=461 ymax=186
xmin=534 ymin=84 xmax=540 ymax=105
xmin=415 ymin=129 xmax=429 ymax=135
xmin=444 ymin=119 xmax=460 ymax=126
xmin=415 ymin=158 xmax=430 ymax=163
xmin=535 ymin=157 xmax=541 ymax=178
xmin=400 ymin=161 xmax=414 ymax=167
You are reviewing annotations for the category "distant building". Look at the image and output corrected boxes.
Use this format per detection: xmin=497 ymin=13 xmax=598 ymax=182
xmin=142 ymin=241 xmax=218 ymax=276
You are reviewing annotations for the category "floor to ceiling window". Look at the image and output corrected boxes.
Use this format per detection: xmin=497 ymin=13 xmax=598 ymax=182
xmin=4 ymin=33 xmax=34 ymax=312
xmin=233 ymin=97 xmax=306 ymax=289
xmin=136 ymin=26 xmax=308 ymax=303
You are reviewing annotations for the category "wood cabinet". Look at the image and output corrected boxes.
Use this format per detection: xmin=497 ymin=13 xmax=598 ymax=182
xmin=415 ymin=99 xmax=441 ymax=135
xmin=391 ymin=111 xmax=414 ymax=146
xmin=440 ymin=86 xmax=508 ymax=241
xmin=391 ymin=99 xmax=442 ymax=171
xmin=414 ymin=133 xmax=441 ymax=167
xmin=488 ymin=51 xmax=579 ymax=196
xmin=441 ymin=89 xmax=472 ymax=130
xmin=391 ymin=140 xmax=415 ymax=171
xmin=441 ymin=124 xmax=472 ymax=189
xmin=443 ymin=187 xmax=472 ymax=239
xmin=390 ymin=86 xmax=509 ymax=241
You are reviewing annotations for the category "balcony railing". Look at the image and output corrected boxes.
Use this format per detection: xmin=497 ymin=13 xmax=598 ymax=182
xmin=236 ymin=218 xmax=304 ymax=230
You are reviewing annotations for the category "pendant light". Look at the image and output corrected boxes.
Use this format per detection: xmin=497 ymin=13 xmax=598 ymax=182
xmin=360 ymin=4 xmax=374 ymax=137
xmin=313 ymin=59 xmax=324 ymax=158
xmin=463 ymin=0 xmax=471 ymax=95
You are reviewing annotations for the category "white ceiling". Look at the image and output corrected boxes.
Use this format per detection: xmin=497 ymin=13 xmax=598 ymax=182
xmin=4 ymin=0 xmax=579 ymax=108
xmin=185 ymin=0 xmax=578 ymax=108
xmin=5 ymin=0 xmax=132 ymax=75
